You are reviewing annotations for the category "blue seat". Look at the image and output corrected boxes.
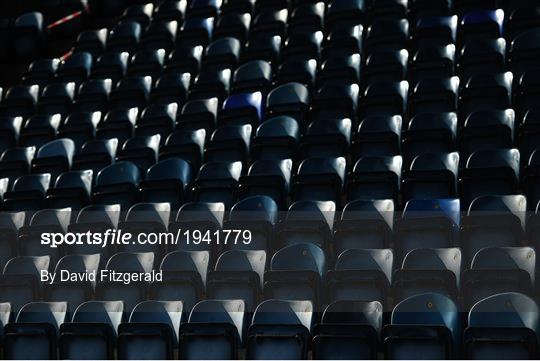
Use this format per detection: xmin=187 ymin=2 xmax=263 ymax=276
xmin=0 ymin=147 xmax=36 ymax=188
xmin=265 ymin=83 xmax=310 ymax=125
xmin=32 ymin=138 xmax=75 ymax=182
xmin=96 ymin=108 xmax=139 ymax=147
xmin=396 ymin=199 xmax=460 ymax=259
xmin=458 ymin=38 xmax=506 ymax=78
xmin=231 ymin=60 xmax=272 ymax=95
xmin=246 ymin=299 xmax=313 ymax=360
xmin=127 ymin=49 xmax=165 ymax=80
xmin=165 ymin=45 xmax=203 ymax=76
xmin=0 ymin=85 xmax=39 ymax=119
xmin=334 ymin=199 xmax=394 ymax=253
xmin=292 ymin=157 xmax=346 ymax=204
xmin=106 ymin=21 xmax=141 ymax=53
xmin=353 ymin=115 xmax=402 ymax=157
xmin=109 ymin=76 xmax=152 ymax=111
xmin=409 ymin=77 xmax=459 ymax=117
xmin=205 ymin=124 xmax=252 ymax=164
xmin=72 ymin=138 xmax=118 ymax=178
xmin=251 ymin=116 xmax=300 ymax=161
xmin=160 ymin=129 xmax=206 ymax=171
xmin=91 ymin=51 xmax=130 ymax=85
xmin=300 ymin=118 xmax=352 ymax=159
xmin=3 ymin=173 xmax=51 ymax=211
xmin=413 ymin=15 xmax=457 ymax=48
xmin=326 ymin=248 xmax=393 ymax=307
xmin=191 ymin=161 xmax=242 ymax=209
xmin=150 ymin=73 xmax=190 ymax=106
xmin=37 ymin=82 xmax=76 ymax=118
xmin=393 ymin=248 xmax=461 ymax=303
xmin=313 ymin=300 xmax=383 ymax=360
xmin=58 ymin=111 xmax=103 ymax=149
xmin=56 ymin=52 xmax=93 ymax=85
xmin=19 ymin=114 xmax=62 ymax=150
xmin=93 ymin=161 xmax=141 ymax=209
xmin=264 ymin=243 xmax=326 ymax=308
xmin=382 ymin=293 xmax=461 ymax=359
xmin=464 ymin=292 xmax=539 ymax=359
xmin=220 ymin=92 xmax=263 ymax=128
xmin=214 ymin=12 xmax=251 ymax=43
xmin=22 ymin=59 xmax=59 ymax=88
xmin=189 ymin=68 xmax=231 ymax=103
xmin=116 ymin=134 xmax=161 ymax=172
xmin=4 ymin=302 xmax=68 ymax=359
xmin=176 ymin=98 xmax=218 ymax=134
xmin=150 ymin=250 xmax=209 ymax=312
xmin=360 ymin=81 xmax=409 ymax=119
xmin=136 ymin=103 xmax=178 ymax=142
xmin=348 ymin=156 xmax=402 ymax=202
xmin=45 ymin=254 xmax=100 ymax=314
xmin=117 ymin=300 xmax=183 ymax=360
xmin=459 ymin=72 xmax=513 ymax=120
xmin=458 ymin=9 xmax=505 ymax=43
xmin=462 ymin=247 xmax=535 ymax=309
xmin=179 ymin=299 xmax=245 ymax=359
xmin=409 ymin=46 xmax=455 ymax=83
xmin=202 ymin=37 xmax=241 ymax=72
xmin=59 ymin=300 xmax=124 ymax=359
xmin=207 ymin=250 xmax=266 ymax=311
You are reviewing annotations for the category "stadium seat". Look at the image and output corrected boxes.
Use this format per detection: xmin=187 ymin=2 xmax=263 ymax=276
xmin=382 ymin=293 xmax=461 ymax=359
xmin=56 ymin=52 xmax=93 ymax=85
xmin=106 ymin=21 xmax=141 ymax=53
xmin=58 ymin=112 xmax=102 ymax=150
xmin=202 ymin=37 xmax=241 ymax=72
xmin=127 ymin=49 xmax=165 ymax=80
xmin=409 ymin=46 xmax=455 ymax=83
xmin=353 ymin=115 xmax=402 ymax=158
xmin=412 ymin=15 xmax=457 ymax=48
xmin=326 ymin=248 xmax=393 ymax=307
xmin=0 ymin=211 xmax=25 ymax=270
xmin=150 ymin=73 xmax=190 ymax=106
xmin=251 ymin=116 xmax=300 ymax=161
xmin=91 ymin=52 xmax=130 ymax=85
xmin=31 ymin=138 xmax=75 ymax=182
xmin=408 ymin=77 xmax=459 ymax=117
xmin=464 ymin=292 xmax=539 ymax=359
xmin=266 ymin=83 xmax=310 ymax=125
xmin=117 ymin=300 xmax=183 ymax=360
xmin=4 ymin=301 xmax=67 ymax=359
xmin=116 ymin=134 xmax=161 ymax=172
xmin=191 ymin=161 xmax=242 ymax=208
xmin=159 ymin=128 xmax=206 ymax=171
xmin=59 ymin=300 xmax=124 ymax=359
xmin=246 ymin=299 xmax=313 ymax=360
xmin=313 ymin=300 xmax=382 ymax=360
xmin=205 ymin=124 xmax=252 ymax=164
xmin=92 ymin=161 xmax=141 ymax=209
xmin=136 ymin=103 xmax=178 ymax=141
xmin=0 ymin=84 xmax=39 ymax=119
xmin=176 ymin=97 xmax=219 ymax=135
xmin=21 ymin=59 xmax=59 ymax=88
xmin=3 ymin=173 xmax=51 ymax=211
xmin=219 ymin=92 xmax=264 ymax=128
xmin=292 ymin=157 xmax=346 ymax=204
xmin=108 ymin=76 xmax=152 ymax=111
xmin=0 ymin=147 xmax=35 ymax=187
xmin=179 ymin=299 xmax=245 ymax=359
xmin=300 ymin=118 xmax=352 ymax=159
xmin=360 ymin=81 xmax=408 ymax=119
xmin=73 ymin=79 xmax=112 ymax=113
xmin=164 ymin=45 xmax=203 ymax=76
xmin=231 ymin=60 xmax=273 ymax=95
xmin=72 ymin=138 xmax=118 ymax=176
xmin=19 ymin=114 xmax=62 ymax=150
xmin=13 ymin=12 xmax=44 ymax=61
xmin=348 ymin=155 xmax=402 ymax=202
xmin=73 ymin=29 xmax=108 ymax=59
xmin=457 ymin=38 xmax=506 ymax=78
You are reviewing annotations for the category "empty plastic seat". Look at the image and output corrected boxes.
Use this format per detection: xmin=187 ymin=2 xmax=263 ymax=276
xmin=409 ymin=45 xmax=456 ymax=83
xmin=238 ymin=159 xmax=291 ymax=209
xmin=313 ymin=300 xmax=382 ymax=360
xmin=138 ymin=158 xmax=192 ymax=210
xmin=72 ymin=138 xmax=118 ymax=176
xmin=403 ymin=152 xmax=459 ymax=200
xmin=96 ymin=108 xmax=138 ymax=146
xmin=13 ymin=12 xmax=44 ymax=60
xmin=151 ymin=73 xmax=190 ymax=106
xmin=176 ymin=97 xmax=218 ymax=135
xmin=348 ymin=156 xmax=402 ymax=202
xmin=466 ymin=292 xmax=540 ymax=359
xmin=225 ymin=196 xmax=277 ymax=250
xmin=458 ymin=9 xmax=504 ymax=43
xmin=0 ymin=116 xmax=23 ymax=154
xmin=96 ymin=252 xmax=154 ymax=313
xmin=321 ymin=24 xmax=363 ymax=59
xmin=73 ymin=79 xmax=112 ymax=113
xmin=409 ymin=77 xmax=459 ymax=117
xmin=17 ymin=208 xmax=71 ymax=264
xmin=288 ymin=2 xmax=325 ymax=33
xmin=0 ymin=84 xmax=39 ymax=119
xmin=0 ymin=147 xmax=35 ymax=187
xmin=117 ymin=203 xmax=170 ymax=256
xmin=461 ymin=195 xmax=527 ymax=264
xmin=141 ymin=20 xmax=178 ymax=51
xmin=396 ymin=199 xmax=460 ymax=259
xmin=459 ymin=149 xmax=520 ymax=207
xmin=353 ymin=115 xmax=402 ymax=158
xmin=117 ymin=300 xmax=183 ymax=360
xmin=506 ymin=6 xmax=540 ymax=40
xmin=31 ymin=138 xmax=75 ymax=182
xmin=107 ymin=21 xmax=141 ymax=53
xmin=177 ymin=17 xmax=214 ymax=49
xmin=93 ymin=161 xmax=141 ymax=209
xmin=251 ymin=116 xmax=300 ymax=161
xmin=266 ymin=83 xmax=309 ymax=125
xmin=0 ymin=256 xmax=50 ymax=314
xmin=334 ymin=199 xmax=393 ymax=254
xmin=121 ymin=3 xmax=154 ymax=28
xmin=4 ymin=302 xmax=68 ymax=359
xmin=45 ymin=253 xmax=100 ymax=313
xmin=402 ymin=112 xmax=457 ymax=163
xmin=463 ymin=247 xmax=535 ymax=309
xmin=368 ymin=0 xmax=408 ymax=18
xmin=246 ymin=299 xmax=313 ymax=359
xmin=189 ymin=68 xmax=232 ymax=103
xmin=3 ymin=173 xmax=51 ymax=211
xmin=207 ymin=250 xmax=266 ymax=311
xmin=179 ymin=299 xmax=245 ymax=359
xmin=116 ymin=134 xmax=160 ymax=172
xmin=65 ymin=204 xmax=120 ymax=258
xmin=168 ymin=202 xmax=224 ymax=254
xmin=231 ymin=60 xmax=273 ymax=95
xmin=73 ymin=29 xmax=107 ymax=59
xmin=364 ymin=18 xmax=409 ymax=53
xmin=21 ymin=59 xmax=59 ymax=88
xmin=191 ymin=161 xmax=242 ymax=208
xmin=458 ymin=38 xmax=506 ymax=78
xmin=363 ymin=49 xmax=408 ymax=84
xmin=164 ymin=45 xmax=203 ymax=75
xmin=325 ymin=0 xmax=366 ymax=31
xmin=413 ymin=15 xmax=457 ymax=48
xmin=109 ymin=76 xmax=152 ymax=111
xmin=393 ymin=248 xmax=461 ymax=302
xmin=128 ymin=49 xmax=165 ymax=80
xmin=278 ymin=200 xmax=335 ymax=251
xmin=360 ymin=81 xmax=408 ymax=119
xmin=292 ymin=157 xmax=346 ymax=204
xmin=220 ymin=92 xmax=264 ymax=128
xmin=251 ymin=8 xmax=287 ymax=37
xmin=382 ymin=293 xmax=461 ymax=359
xmin=327 ymin=248 xmax=393 ymax=307
xmin=509 ymin=29 xmax=540 ymax=78
xmin=524 ymin=149 xmax=540 ymax=209
xmin=19 ymin=114 xmax=61 ymax=150
xmin=276 ymin=57 xmax=317 ymax=88
xmin=160 ymin=129 xmax=206 ymax=170
xmin=59 ymin=300 xmax=124 ymax=359
xmin=58 ymin=111 xmax=102 ymax=150
xmin=264 ymin=243 xmax=326 ymax=308
xmin=0 ymin=211 xmax=25 ymax=270
xmin=136 ymin=103 xmax=177 ymax=142
xmin=202 ymin=37 xmax=241 ymax=72
xmin=459 ymin=72 xmax=513 ymax=119
xmin=149 ymin=250 xmax=208 ymax=312
xmin=205 ymin=124 xmax=251 ymax=164
xmin=91 ymin=52 xmax=130 ymax=85
xmin=310 ymin=84 xmax=359 ymax=127
xmin=56 ymin=52 xmax=93 ymax=85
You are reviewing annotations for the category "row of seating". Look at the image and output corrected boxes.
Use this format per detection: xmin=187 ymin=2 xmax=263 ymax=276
xmin=0 ymin=292 xmax=537 ymax=359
